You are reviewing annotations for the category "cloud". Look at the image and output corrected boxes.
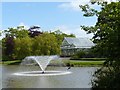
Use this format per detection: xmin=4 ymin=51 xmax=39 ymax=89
xmin=52 ymin=25 xmax=93 ymax=38
xmin=18 ymin=22 xmax=29 ymax=30
xmin=58 ymin=0 xmax=118 ymax=11
xmin=94 ymin=0 xmax=119 ymax=3
xmin=91 ymin=0 xmax=117 ymax=4
xmin=58 ymin=0 xmax=91 ymax=11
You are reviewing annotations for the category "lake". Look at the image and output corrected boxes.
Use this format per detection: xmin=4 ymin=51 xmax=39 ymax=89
xmin=1 ymin=65 xmax=98 ymax=88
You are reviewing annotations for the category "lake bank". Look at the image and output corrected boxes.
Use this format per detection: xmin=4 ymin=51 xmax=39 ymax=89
xmin=1 ymin=59 xmax=104 ymax=67
xmin=63 ymin=60 xmax=104 ymax=67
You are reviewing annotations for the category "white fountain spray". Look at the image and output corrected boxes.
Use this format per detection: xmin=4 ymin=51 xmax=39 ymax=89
xmin=21 ymin=55 xmax=59 ymax=72
xmin=13 ymin=55 xmax=72 ymax=76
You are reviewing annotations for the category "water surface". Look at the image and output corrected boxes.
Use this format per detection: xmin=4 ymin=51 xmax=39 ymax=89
xmin=2 ymin=65 xmax=98 ymax=88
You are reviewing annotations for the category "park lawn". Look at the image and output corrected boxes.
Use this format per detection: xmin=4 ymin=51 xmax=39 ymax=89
xmin=70 ymin=61 xmax=104 ymax=67
xmin=1 ymin=60 xmax=21 ymax=65
xmin=70 ymin=58 xmax=106 ymax=61
xmin=63 ymin=60 xmax=104 ymax=67
xmin=1 ymin=59 xmax=105 ymax=67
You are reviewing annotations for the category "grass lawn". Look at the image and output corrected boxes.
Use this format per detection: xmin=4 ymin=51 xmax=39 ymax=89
xmin=1 ymin=60 xmax=21 ymax=65
xmin=70 ymin=58 xmax=106 ymax=61
xmin=1 ymin=59 xmax=104 ymax=67
xmin=63 ymin=60 xmax=104 ymax=67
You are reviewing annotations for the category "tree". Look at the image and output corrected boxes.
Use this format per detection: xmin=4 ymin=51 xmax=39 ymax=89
xmin=13 ymin=36 xmax=33 ymax=59
xmin=2 ymin=26 xmax=75 ymax=60
xmin=80 ymin=1 xmax=120 ymax=88
xmin=32 ymin=33 xmax=60 ymax=55
xmin=2 ymin=26 xmax=29 ymax=60
xmin=50 ymin=30 xmax=75 ymax=45
xmin=28 ymin=26 xmax=43 ymax=37
xmin=4 ymin=36 xmax=14 ymax=59
xmin=4 ymin=26 xmax=29 ymax=38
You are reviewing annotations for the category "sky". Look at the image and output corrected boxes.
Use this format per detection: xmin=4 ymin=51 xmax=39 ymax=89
xmin=1 ymin=0 xmax=115 ymax=38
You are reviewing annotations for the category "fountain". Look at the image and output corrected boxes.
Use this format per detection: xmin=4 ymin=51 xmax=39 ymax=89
xmin=13 ymin=55 xmax=72 ymax=76
xmin=21 ymin=55 xmax=58 ymax=72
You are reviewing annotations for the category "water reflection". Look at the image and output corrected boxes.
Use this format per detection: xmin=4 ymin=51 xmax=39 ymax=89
xmin=2 ymin=65 xmax=98 ymax=88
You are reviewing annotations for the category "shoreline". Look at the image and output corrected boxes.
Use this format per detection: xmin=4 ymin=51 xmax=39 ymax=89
xmin=1 ymin=60 xmax=104 ymax=67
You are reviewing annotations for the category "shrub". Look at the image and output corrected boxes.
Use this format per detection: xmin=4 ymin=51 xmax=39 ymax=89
xmin=71 ymin=50 xmax=95 ymax=59
xmin=92 ymin=67 xmax=120 ymax=88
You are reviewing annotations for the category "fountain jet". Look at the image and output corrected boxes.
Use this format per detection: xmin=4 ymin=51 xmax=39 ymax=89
xmin=14 ymin=55 xmax=72 ymax=76
xmin=21 ymin=55 xmax=59 ymax=72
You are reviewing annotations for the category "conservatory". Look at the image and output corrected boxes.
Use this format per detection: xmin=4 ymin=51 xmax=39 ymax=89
xmin=60 ymin=37 xmax=94 ymax=56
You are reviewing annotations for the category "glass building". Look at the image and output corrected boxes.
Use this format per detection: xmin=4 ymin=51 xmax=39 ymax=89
xmin=60 ymin=37 xmax=95 ymax=56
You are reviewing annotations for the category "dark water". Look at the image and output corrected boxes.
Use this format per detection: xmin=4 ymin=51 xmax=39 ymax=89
xmin=1 ymin=65 xmax=98 ymax=88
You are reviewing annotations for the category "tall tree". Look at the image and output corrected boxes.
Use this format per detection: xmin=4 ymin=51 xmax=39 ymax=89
xmin=80 ymin=1 xmax=120 ymax=88
xmin=2 ymin=26 xmax=29 ymax=60
xmin=28 ymin=26 xmax=43 ymax=37
xmin=4 ymin=26 xmax=29 ymax=38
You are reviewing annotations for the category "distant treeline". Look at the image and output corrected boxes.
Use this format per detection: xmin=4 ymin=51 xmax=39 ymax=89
xmin=1 ymin=26 xmax=75 ymax=60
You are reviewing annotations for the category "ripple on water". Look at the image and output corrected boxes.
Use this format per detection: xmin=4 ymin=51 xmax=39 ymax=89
xmin=12 ymin=71 xmax=72 ymax=76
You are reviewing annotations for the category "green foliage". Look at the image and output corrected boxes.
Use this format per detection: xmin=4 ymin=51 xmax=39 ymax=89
xmin=3 ymin=36 xmax=14 ymax=60
xmin=2 ymin=60 xmax=21 ymax=65
xmin=13 ymin=33 xmax=60 ymax=59
xmin=13 ymin=36 xmax=33 ymax=59
xmin=50 ymin=29 xmax=75 ymax=45
xmin=33 ymin=33 xmax=60 ymax=55
xmin=71 ymin=51 xmax=86 ymax=59
xmin=79 ymin=4 xmax=98 ymax=17
xmin=2 ymin=27 xmax=75 ymax=60
xmin=2 ymin=26 xmax=29 ymax=60
xmin=80 ymin=2 xmax=120 ymax=61
xmin=80 ymin=1 xmax=120 ymax=88
xmin=4 ymin=26 xmax=29 ymax=38
xmin=92 ymin=67 xmax=120 ymax=88
xmin=71 ymin=49 xmax=98 ymax=59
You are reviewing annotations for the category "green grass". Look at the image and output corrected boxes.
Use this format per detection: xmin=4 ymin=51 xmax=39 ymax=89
xmin=70 ymin=58 xmax=106 ymax=61
xmin=1 ymin=59 xmax=104 ymax=67
xmin=1 ymin=60 xmax=21 ymax=65
xmin=63 ymin=60 xmax=104 ymax=67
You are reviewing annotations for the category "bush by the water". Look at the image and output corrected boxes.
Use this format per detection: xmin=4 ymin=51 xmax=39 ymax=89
xmin=92 ymin=67 xmax=120 ymax=88
xmin=71 ymin=50 xmax=96 ymax=59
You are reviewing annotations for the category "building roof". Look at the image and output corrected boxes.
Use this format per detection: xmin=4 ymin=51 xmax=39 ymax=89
xmin=62 ymin=37 xmax=94 ymax=48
